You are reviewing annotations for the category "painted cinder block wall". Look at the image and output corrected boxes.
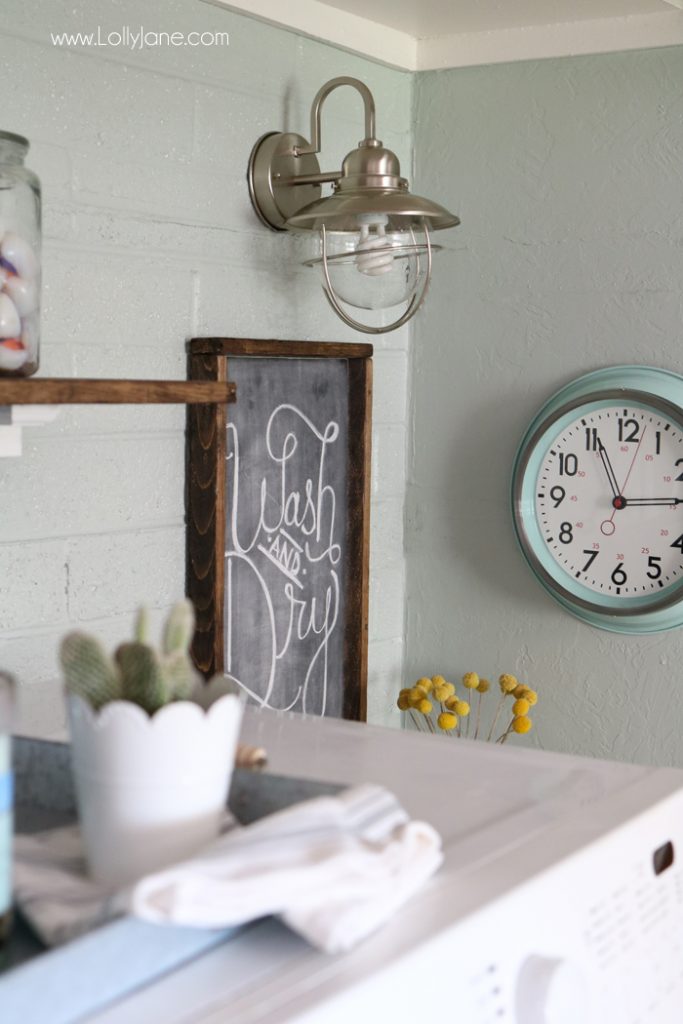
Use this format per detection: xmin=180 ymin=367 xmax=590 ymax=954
xmin=407 ymin=47 xmax=683 ymax=766
xmin=0 ymin=0 xmax=412 ymax=735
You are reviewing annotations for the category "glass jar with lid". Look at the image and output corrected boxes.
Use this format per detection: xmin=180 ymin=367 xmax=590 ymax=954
xmin=0 ymin=131 xmax=41 ymax=377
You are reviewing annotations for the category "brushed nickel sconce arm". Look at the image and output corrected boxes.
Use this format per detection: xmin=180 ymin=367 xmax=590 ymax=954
xmin=294 ymin=76 xmax=377 ymax=157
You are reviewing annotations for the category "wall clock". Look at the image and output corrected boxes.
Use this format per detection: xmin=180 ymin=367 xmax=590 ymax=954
xmin=512 ymin=366 xmax=683 ymax=633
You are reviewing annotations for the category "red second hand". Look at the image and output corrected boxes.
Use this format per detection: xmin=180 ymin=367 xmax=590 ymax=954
xmin=608 ymin=426 xmax=647 ymax=524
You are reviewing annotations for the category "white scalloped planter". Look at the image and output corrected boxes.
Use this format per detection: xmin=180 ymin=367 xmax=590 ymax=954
xmin=67 ymin=680 xmax=244 ymax=887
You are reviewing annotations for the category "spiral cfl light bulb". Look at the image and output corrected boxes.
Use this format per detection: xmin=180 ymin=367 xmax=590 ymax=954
xmin=354 ymin=213 xmax=398 ymax=276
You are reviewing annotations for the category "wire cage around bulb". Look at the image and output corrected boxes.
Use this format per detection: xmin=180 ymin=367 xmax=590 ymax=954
xmin=303 ymin=220 xmax=440 ymax=312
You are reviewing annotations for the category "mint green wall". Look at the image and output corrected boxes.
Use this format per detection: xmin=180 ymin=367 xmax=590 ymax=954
xmin=408 ymin=48 xmax=683 ymax=765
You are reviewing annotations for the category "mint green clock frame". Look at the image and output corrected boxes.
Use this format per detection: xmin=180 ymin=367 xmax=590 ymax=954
xmin=511 ymin=366 xmax=683 ymax=634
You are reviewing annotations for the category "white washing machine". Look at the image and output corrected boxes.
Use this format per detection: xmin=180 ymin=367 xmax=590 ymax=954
xmin=91 ymin=709 xmax=683 ymax=1024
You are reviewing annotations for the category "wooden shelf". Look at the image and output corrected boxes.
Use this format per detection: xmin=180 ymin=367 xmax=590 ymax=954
xmin=0 ymin=378 xmax=236 ymax=406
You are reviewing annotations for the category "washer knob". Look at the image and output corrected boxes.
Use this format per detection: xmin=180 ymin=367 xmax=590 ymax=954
xmin=514 ymin=956 xmax=595 ymax=1024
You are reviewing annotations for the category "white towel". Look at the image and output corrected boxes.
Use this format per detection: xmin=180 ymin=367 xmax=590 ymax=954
xmin=129 ymin=784 xmax=442 ymax=954
xmin=14 ymin=785 xmax=442 ymax=955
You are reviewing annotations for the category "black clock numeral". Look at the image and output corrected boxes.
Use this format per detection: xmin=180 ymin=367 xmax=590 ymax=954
xmin=550 ymin=485 xmax=565 ymax=508
xmin=646 ymin=556 xmax=662 ymax=580
xmin=558 ymin=453 xmax=578 ymax=477
xmin=676 ymin=458 xmax=683 ymax=482
xmin=581 ymin=549 xmax=598 ymax=573
xmin=618 ymin=418 xmax=640 ymax=443
xmin=671 ymin=534 xmax=683 ymax=552
xmin=584 ymin=427 xmax=598 ymax=452
xmin=559 ymin=522 xmax=573 ymax=544
xmin=611 ymin=563 xmax=627 ymax=586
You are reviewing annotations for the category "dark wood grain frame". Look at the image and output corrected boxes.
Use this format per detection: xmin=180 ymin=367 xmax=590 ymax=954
xmin=186 ymin=338 xmax=373 ymax=722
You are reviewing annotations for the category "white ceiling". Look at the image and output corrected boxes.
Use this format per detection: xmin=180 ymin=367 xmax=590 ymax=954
xmin=319 ymin=0 xmax=669 ymax=38
xmin=214 ymin=0 xmax=683 ymax=69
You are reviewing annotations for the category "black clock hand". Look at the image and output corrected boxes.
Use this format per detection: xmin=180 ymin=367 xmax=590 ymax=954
xmin=622 ymin=497 xmax=683 ymax=507
xmin=597 ymin=438 xmax=620 ymax=499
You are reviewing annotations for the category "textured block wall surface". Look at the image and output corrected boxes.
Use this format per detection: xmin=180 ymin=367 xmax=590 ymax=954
xmin=0 ymin=0 xmax=412 ymax=735
xmin=408 ymin=47 xmax=683 ymax=766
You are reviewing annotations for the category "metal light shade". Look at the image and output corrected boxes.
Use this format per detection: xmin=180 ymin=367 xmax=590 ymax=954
xmin=287 ymin=190 xmax=460 ymax=233
xmin=246 ymin=76 xmax=460 ymax=335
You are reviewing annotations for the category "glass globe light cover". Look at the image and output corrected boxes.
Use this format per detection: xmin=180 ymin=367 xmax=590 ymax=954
xmin=303 ymin=214 xmax=437 ymax=311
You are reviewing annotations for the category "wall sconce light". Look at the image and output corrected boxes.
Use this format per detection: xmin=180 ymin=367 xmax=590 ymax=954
xmin=247 ymin=76 xmax=460 ymax=335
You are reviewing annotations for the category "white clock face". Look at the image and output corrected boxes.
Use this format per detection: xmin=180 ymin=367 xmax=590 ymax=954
xmin=535 ymin=404 xmax=683 ymax=598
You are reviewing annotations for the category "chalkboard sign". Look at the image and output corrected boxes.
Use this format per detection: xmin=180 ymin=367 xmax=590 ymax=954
xmin=186 ymin=339 xmax=372 ymax=721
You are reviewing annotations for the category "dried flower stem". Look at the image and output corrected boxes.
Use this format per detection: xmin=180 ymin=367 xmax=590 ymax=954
xmin=496 ymin=720 xmax=515 ymax=744
xmin=474 ymin=691 xmax=483 ymax=740
xmin=487 ymin=695 xmax=507 ymax=742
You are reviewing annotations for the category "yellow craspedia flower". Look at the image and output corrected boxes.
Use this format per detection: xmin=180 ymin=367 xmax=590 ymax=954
xmin=477 ymin=678 xmax=491 ymax=693
xmin=512 ymin=698 xmax=530 ymax=716
xmin=397 ymin=690 xmax=412 ymax=711
xmin=431 ymin=675 xmax=446 ymax=689
xmin=409 ymin=685 xmax=428 ymax=703
xmin=444 ymin=695 xmax=458 ymax=711
xmin=513 ymin=684 xmax=528 ymax=699
xmin=417 ymin=698 xmax=433 ymax=715
xmin=434 ymin=682 xmax=455 ymax=701
xmin=513 ymin=715 xmax=533 ymax=734
xmin=524 ymin=689 xmax=538 ymax=706
xmin=418 ymin=676 xmax=434 ymax=693
xmin=437 ymin=712 xmax=458 ymax=731
xmin=462 ymin=672 xmax=479 ymax=690
xmin=453 ymin=700 xmax=470 ymax=716
xmin=499 ymin=673 xmax=518 ymax=694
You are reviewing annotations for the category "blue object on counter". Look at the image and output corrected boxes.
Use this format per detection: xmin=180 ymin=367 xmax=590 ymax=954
xmin=1 ymin=917 xmax=238 ymax=1024
xmin=0 ymin=673 xmax=14 ymax=933
xmin=0 ymin=771 xmax=12 ymax=813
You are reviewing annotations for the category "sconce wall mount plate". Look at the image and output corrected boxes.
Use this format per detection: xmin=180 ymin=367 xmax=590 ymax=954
xmin=247 ymin=131 xmax=322 ymax=232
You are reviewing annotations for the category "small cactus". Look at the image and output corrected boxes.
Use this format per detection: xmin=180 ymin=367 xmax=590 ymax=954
xmin=116 ymin=643 xmax=169 ymax=715
xmin=61 ymin=633 xmax=121 ymax=710
xmin=163 ymin=650 xmax=197 ymax=702
xmin=162 ymin=599 xmax=194 ymax=657
xmin=60 ymin=601 xmax=204 ymax=715
xmin=133 ymin=606 xmax=151 ymax=645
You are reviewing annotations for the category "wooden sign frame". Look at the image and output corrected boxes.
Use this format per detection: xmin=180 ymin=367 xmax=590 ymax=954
xmin=186 ymin=338 xmax=373 ymax=721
